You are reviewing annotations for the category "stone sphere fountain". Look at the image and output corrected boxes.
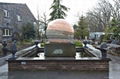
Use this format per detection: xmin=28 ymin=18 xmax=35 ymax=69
xmin=7 ymin=19 xmax=111 ymax=73
xmin=45 ymin=19 xmax=76 ymax=57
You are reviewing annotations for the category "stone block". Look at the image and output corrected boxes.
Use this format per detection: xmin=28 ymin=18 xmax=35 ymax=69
xmin=44 ymin=43 xmax=76 ymax=57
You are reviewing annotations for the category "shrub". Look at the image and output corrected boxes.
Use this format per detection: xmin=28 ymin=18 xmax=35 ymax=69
xmin=21 ymin=23 xmax=36 ymax=40
xmin=74 ymin=40 xmax=83 ymax=47
xmin=41 ymin=42 xmax=45 ymax=47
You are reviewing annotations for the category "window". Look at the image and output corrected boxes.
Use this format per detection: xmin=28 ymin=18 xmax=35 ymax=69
xmin=3 ymin=29 xmax=11 ymax=36
xmin=17 ymin=15 xmax=22 ymax=21
xmin=4 ymin=9 xmax=9 ymax=17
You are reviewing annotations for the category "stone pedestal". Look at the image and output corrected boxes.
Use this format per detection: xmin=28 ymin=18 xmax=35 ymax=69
xmin=45 ymin=43 xmax=76 ymax=57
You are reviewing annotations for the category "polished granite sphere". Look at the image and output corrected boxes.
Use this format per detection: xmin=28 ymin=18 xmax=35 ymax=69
xmin=46 ymin=19 xmax=74 ymax=42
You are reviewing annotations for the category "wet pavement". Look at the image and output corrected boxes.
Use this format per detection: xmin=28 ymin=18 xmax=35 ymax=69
xmin=0 ymin=64 xmax=8 ymax=79
xmin=108 ymin=54 xmax=120 ymax=79
xmin=8 ymin=71 xmax=108 ymax=79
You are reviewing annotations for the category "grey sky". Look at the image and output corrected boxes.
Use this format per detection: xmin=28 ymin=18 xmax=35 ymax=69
xmin=0 ymin=0 xmax=98 ymax=24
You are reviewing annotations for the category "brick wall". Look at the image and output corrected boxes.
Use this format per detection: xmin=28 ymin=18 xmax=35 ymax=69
xmin=8 ymin=58 xmax=110 ymax=71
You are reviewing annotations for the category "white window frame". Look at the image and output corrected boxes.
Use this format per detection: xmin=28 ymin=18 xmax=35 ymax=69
xmin=3 ymin=29 xmax=12 ymax=36
xmin=17 ymin=15 xmax=22 ymax=21
xmin=4 ymin=9 xmax=9 ymax=17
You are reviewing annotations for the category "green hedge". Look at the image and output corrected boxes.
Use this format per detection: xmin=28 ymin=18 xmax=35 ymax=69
xmin=39 ymin=41 xmax=83 ymax=47
xmin=74 ymin=40 xmax=83 ymax=47
xmin=41 ymin=43 xmax=45 ymax=47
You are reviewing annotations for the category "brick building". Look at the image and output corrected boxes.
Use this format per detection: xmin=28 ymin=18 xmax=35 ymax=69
xmin=0 ymin=2 xmax=36 ymax=42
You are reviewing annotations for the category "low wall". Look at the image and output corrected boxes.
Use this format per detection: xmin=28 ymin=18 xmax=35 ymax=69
xmin=8 ymin=58 xmax=111 ymax=71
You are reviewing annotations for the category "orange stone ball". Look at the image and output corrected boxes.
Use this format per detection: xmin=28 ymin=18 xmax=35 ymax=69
xmin=46 ymin=19 xmax=74 ymax=40
xmin=47 ymin=19 xmax=74 ymax=33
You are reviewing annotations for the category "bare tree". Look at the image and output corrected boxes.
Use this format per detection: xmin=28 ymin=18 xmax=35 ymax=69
xmin=87 ymin=0 xmax=112 ymax=32
xmin=111 ymin=0 xmax=120 ymax=21
xmin=39 ymin=13 xmax=48 ymax=33
xmin=39 ymin=12 xmax=49 ymax=39
xmin=86 ymin=0 xmax=120 ymax=40
xmin=35 ymin=5 xmax=49 ymax=40
xmin=35 ymin=8 xmax=41 ymax=40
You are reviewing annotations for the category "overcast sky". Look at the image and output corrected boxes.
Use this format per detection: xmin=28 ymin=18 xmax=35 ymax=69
xmin=0 ymin=0 xmax=98 ymax=24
